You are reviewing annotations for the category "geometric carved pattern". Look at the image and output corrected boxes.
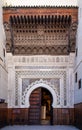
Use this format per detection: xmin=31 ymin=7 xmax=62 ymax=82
xmin=22 ymin=78 xmax=60 ymax=95
xmin=3 ymin=7 xmax=78 ymax=55
xmin=14 ymin=45 xmax=69 ymax=55
xmin=15 ymin=70 xmax=66 ymax=106
xmin=12 ymin=21 xmax=69 ymax=55
xmin=69 ymin=22 xmax=77 ymax=52
xmin=4 ymin=22 xmax=11 ymax=52
xmin=14 ymin=56 xmax=69 ymax=64
xmin=4 ymin=14 xmax=75 ymax=55
xmin=22 ymin=79 xmax=60 ymax=105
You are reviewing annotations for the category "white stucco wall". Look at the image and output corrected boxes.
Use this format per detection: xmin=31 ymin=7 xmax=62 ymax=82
xmin=74 ymin=0 xmax=82 ymax=104
xmin=76 ymin=1 xmax=82 ymax=64
xmin=74 ymin=63 xmax=82 ymax=104
xmin=0 ymin=1 xmax=8 ymax=103
xmin=0 ymin=66 xmax=8 ymax=103
xmin=6 ymin=53 xmax=75 ymax=108
xmin=0 ymin=1 xmax=6 ymax=61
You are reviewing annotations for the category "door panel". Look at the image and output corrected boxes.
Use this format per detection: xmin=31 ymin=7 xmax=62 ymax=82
xmin=28 ymin=88 xmax=41 ymax=125
xmin=28 ymin=87 xmax=53 ymax=125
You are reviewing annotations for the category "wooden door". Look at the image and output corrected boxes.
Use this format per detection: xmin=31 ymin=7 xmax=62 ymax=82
xmin=28 ymin=88 xmax=41 ymax=125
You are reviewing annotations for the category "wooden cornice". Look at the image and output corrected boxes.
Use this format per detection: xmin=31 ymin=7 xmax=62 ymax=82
xmin=3 ymin=7 xmax=78 ymax=55
xmin=9 ymin=15 xmax=72 ymax=25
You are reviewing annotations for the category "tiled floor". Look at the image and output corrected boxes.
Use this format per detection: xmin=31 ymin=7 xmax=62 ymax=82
xmin=0 ymin=125 xmax=80 ymax=130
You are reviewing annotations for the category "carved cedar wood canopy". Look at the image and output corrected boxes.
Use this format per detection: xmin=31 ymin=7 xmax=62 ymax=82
xmin=3 ymin=7 xmax=78 ymax=55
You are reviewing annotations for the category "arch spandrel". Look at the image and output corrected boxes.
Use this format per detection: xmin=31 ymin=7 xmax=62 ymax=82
xmin=22 ymin=79 xmax=59 ymax=108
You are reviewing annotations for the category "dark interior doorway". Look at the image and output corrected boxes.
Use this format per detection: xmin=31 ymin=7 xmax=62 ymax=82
xmin=28 ymin=87 xmax=53 ymax=125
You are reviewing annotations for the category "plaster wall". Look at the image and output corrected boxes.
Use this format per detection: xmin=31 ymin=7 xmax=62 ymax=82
xmin=74 ymin=0 xmax=82 ymax=104
xmin=6 ymin=53 xmax=75 ymax=108
xmin=0 ymin=1 xmax=8 ymax=103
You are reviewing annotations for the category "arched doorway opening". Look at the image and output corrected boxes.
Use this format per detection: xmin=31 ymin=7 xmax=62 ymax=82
xmin=41 ymin=88 xmax=53 ymax=125
xmin=28 ymin=87 xmax=53 ymax=125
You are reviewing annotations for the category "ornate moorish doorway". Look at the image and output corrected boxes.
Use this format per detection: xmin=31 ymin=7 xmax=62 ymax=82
xmin=28 ymin=87 xmax=53 ymax=125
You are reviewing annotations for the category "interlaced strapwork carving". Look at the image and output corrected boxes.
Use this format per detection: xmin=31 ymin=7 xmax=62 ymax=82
xmin=15 ymin=70 xmax=66 ymax=106
xmin=22 ymin=79 xmax=60 ymax=105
